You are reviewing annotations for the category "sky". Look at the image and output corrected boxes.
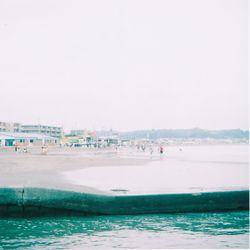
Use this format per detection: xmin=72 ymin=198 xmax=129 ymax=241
xmin=0 ymin=0 xmax=248 ymax=132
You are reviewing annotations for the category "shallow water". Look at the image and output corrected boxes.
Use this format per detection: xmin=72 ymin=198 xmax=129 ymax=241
xmin=0 ymin=211 xmax=249 ymax=249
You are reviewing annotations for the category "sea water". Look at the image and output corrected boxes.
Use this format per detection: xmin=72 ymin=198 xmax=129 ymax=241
xmin=0 ymin=211 xmax=249 ymax=249
xmin=0 ymin=144 xmax=249 ymax=249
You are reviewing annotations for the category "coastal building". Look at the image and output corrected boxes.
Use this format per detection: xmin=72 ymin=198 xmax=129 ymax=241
xmin=0 ymin=132 xmax=58 ymax=146
xmin=70 ymin=130 xmax=84 ymax=136
xmin=21 ymin=125 xmax=63 ymax=139
xmin=0 ymin=121 xmax=22 ymax=132
xmin=0 ymin=121 xmax=63 ymax=139
xmin=95 ymin=129 xmax=121 ymax=147
xmin=0 ymin=134 xmax=15 ymax=146
xmin=63 ymin=130 xmax=97 ymax=147
xmin=98 ymin=135 xmax=120 ymax=147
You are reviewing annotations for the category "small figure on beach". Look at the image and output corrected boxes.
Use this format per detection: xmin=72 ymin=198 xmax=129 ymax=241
xmin=149 ymin=145 xmax=153 ymax=159
xmin=159 ymin=145 xmax=164 ymax=155
xmin=41 ymin=145 xmax=48 ymax=155
xmin=149 ymin=145 xmax=153 ymax=155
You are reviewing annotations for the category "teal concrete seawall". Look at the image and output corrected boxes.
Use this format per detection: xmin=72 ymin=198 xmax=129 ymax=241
xmin=0 ymin=187 xmax=248 ymax=217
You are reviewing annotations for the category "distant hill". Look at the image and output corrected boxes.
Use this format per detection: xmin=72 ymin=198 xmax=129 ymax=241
xmin=118 ymin=128 xmax=249 ymax=140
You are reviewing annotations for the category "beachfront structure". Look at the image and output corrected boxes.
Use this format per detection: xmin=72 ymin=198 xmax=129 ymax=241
xmin=22 ymin=124 xmax=63 ymax=139
xmin=0 ymin=122 xmax=63 ymax=139
xmin=0 ymin=134 xmax=15 ymax=146
xmin=98 ymin=135 xmax=120 ymax=147
xmin=63 ymin=130 xmax=122 ymax=148
xmin=63 ymin=130 xmax=97 ymax=147
xmin=95 ymin=130 xmax=121 ymax=147
xmin=0 ymin=132 xmax=59 ymax=146
xmin=70 ymin=130 xmax=85 ymax=136
xmin=0 ymin=122 xmax=22 ymax=132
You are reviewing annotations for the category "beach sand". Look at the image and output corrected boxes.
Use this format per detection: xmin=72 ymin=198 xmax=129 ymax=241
xmin=0 ymin=144 xmax=248 ymax=193
xmin=0 ymin=147 xmax=150 ymax=190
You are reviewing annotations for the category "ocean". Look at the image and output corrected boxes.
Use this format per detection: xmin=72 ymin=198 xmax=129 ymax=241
xmin=0 ymin=211 xmax=249 ymax=249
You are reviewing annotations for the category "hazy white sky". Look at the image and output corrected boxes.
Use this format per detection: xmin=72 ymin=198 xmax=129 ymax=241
xmin=0 ymin=0 xmax=248 ymax=131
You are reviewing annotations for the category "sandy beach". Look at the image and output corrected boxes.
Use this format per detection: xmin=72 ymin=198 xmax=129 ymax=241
xmin=0 ymin=144 xmax=248 ymax=192
xmin=0 ymin=146 xmax=150 ymax=190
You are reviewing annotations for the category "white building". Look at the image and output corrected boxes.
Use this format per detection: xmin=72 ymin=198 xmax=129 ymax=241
xmin=21 ymin=124 xmax=62 ymax=138
xmin=0 ymin=121 xmax=22 ymax=132
xmin=0 ymin=132 xmax=58 ymax=146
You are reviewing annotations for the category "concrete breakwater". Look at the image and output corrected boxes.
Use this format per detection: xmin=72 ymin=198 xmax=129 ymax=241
xmin=0 ymin=187 xmax=248 ymax=217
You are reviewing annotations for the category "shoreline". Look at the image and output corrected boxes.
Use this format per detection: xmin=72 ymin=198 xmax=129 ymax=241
xmin=0 ymin=144 xmax=248 ymax=217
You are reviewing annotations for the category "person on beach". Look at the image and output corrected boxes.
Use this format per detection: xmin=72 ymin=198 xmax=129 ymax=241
xmin=160 ymin=145 xmax=164 ymax=155
xmin=23 ymin=147 xmax=28 ymax=153
xmin=41 ymin=145 xmax=48 ymax=155
xmin=149 ymin=145 xmax=153 ymax=155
